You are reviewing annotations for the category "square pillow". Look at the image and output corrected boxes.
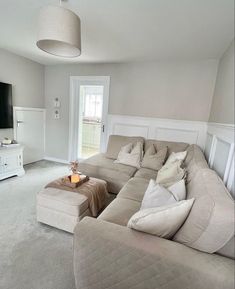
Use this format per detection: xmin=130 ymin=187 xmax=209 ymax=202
xmin=165 ymin=151 xmax=187 ymax=166
xmin=141 ymin=145 xmax=167 ymax=171
xmin=141 ymin=179 xmax=186 ymax=210
xmin=156 ymin=160 xmax=186 ymax=187
xmin=128 ymin=198 xmax=194 ymax=239
xmin=114 ymin=142 xmax=143 ymax=168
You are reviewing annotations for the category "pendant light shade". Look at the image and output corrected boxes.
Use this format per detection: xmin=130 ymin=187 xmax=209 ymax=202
xmin=37 ymin=5 xmax=81 ymax=58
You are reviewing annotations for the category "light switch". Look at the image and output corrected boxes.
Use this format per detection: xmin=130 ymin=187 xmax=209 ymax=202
xmin=54 ymin=97 xmax=61 ymax=108
xmin=54 ymin=109 xmax=60 ymax=119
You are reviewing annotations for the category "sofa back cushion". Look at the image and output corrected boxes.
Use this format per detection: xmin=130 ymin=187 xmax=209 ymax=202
xmin=173 ymin=168 xmax=234 ymax=254
xmin=145 ymin=139 xmax=189 ymax=156
xmin=184 ymin=144 xmax=209 ymax=183
xmin=106 ymin=135 xmax=144 ymax=159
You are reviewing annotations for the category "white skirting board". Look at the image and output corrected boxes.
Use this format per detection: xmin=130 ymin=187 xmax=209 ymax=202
xmin=107 ymin=114 xmax=207 ymax=150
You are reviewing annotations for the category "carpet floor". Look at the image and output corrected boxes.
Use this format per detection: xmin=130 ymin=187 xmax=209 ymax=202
xmin=0 ymin=160 xmax=81 ymax=289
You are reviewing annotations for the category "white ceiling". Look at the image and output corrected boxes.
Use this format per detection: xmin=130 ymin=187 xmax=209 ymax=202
xmin=0 ymin=0 xmax=234 ymax=65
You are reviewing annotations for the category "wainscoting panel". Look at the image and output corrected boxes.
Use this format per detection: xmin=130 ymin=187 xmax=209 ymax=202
xmin=155 ymin=127 xmax=199 ymax=145
xmin=206 ymin=123 xmax=235 ymax=197
xmin=107 ymin=114 xmax=207 ymax=149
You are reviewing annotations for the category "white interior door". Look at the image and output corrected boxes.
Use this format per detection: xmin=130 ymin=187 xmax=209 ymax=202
xmin=14 ymin=107 xmax=45 ymax=164
xmin=69 ymin=76 xmax=110 ymax=161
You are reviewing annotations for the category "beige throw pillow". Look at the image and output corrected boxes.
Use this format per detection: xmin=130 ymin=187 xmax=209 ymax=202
xmin=141 ymin=179 xmax=186 ymax=210
xmin=165 ymin=151 xmax=187 ymax=166
xmin=156 ymin=161 xmax=186 ymax=187
xmin=114 ymin=142 xmax=143 ymax=168
xmin=141 ymin=145 xmax=167 ymax=171
xmin=128 ymin=199 xmax=194 ymax=239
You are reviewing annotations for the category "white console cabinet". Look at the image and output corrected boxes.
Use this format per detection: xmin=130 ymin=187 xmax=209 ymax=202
xmin=0 ymin=145 xmax=25 ymax=180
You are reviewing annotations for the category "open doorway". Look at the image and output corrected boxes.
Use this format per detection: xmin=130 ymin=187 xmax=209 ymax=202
xmin=69 ymin=76 xmax=110 ymax=161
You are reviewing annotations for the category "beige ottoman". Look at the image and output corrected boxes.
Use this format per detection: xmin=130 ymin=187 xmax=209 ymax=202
xmin=37 ymin=188 xmax=91 ymax=233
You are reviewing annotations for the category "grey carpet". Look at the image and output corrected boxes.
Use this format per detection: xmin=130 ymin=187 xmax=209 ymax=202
xmin=0 ymin=161 xmax=77 ymax=289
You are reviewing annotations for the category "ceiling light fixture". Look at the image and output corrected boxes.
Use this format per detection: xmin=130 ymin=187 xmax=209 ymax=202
xmin=36 ymin=0 xmax=81 ymax=58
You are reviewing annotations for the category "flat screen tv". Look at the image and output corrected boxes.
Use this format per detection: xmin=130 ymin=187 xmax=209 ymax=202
xmin=0 ymin=82 xmax=13 ymax=128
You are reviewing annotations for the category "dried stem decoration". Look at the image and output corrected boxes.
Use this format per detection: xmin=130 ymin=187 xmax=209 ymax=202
xmin=70 ymin=160 xmax=79 ymax=175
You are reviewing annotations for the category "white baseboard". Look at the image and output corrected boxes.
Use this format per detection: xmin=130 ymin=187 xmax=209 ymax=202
xmin=44 ymin=156 xmax=69 ymax=164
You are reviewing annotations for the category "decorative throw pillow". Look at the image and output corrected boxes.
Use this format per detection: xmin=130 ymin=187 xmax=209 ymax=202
xmin=128 ymin=199 xmax=195 ymax=239
xmin=156 ymin=160 xmax=186 ymax=187
xmin=114 ymin=142 xmax=143 ymax=168
xmin=141 ymin=145 xmax=167 ymax=171
xmin=141 ymin=179 xmax=186 ymax=210
xmin=165 ymin=151 xmax=187 ymax=166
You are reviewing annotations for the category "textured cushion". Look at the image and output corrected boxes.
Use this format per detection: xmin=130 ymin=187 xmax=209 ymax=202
xmin=165 ymin=151 xmax=187 ymax=165
xmin=141 ymin=179 xmax=186 ymax=210
xmin=106 ymin=135 xmax=144 ymax=159
xmin=145 ymin=139 xmax=189 ymax=156
xmin=98 ymin=197 xmax=141 ymax=226
xmin=117 ymin=177 xmax=149 ymax=203
xmin=185 ymin=144 xmax=209 ymax=183
xmin=114 ymin=142 xmax=143 ymax=168
xmin=128 ymin=199 xmax=194 ymax=239
xmin=217 ymin=236 xmax=235 ymax=259
xmin=141 ymin=145 xmax=167 ymax=170
xmin=79 ymin=153 xmax=137 ymax=193
xmin=74 ymin=217 xmax=235 ymax=289
xmin=37 ymin=188 xmax=89 ymax=216
xmin=156 ymin=160 xmax=186 ymax=187
xmin=174 ymin=169 xmax=235 ymax=253
xmin=134 ymin=167 xmax=158 ymax=180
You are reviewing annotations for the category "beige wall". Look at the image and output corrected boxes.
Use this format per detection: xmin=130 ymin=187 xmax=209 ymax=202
xmin=0 ymin=48 xmax=44 ymax=140
xmin=209 ymin=40 xmax=234 ymax=124
xmin=45 ymin=60 xmax=218 ymax=160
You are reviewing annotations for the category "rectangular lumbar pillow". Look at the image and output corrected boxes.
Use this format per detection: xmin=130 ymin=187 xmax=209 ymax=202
xmin=141 ymin=145 xmax=167 ymax=171
xmin=114 ymin=142 xmax=143 ymax=168
xmin=128 ymin=198 xmax=194 ymax=239
xmin=165 ymin=151 xmax=187 ymax=166
xmin=156 ymin=160 xmax=186 ymax=187
xmin=141 ymin=179 xmax=186 ymax=210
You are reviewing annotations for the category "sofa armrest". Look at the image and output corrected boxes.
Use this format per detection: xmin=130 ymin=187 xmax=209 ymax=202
xmin=73 ymin=217 xmax=234 ymax=289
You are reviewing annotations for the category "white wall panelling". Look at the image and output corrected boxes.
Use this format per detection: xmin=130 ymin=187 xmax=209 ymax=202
xmin=107 ymin=114 xmax=207 ymax=149
xmin=206 ymin=122 xmax=235 ymax=197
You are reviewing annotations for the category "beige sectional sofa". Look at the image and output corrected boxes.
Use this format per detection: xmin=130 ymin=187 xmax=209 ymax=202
xmin=74 ymin=135 xmax=234 ymax=289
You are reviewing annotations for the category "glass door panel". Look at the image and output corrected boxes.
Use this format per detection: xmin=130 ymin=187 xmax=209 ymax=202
xmin=78 ymin=85 xmax=104 ymax=159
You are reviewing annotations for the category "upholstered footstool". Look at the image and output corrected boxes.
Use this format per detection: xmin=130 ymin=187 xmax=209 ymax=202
xmin=36 ymin=178 xmax=108 ymax=233
xmin=37 ymin=188 xmax=91 ymax=233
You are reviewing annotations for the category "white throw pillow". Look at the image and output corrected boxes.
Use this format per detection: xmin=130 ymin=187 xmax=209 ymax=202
xmin=165 ymin=151 xmax=187 ymax=166
xmin=114 ymin=142 xmax=143 ymax=168
xmin=156 ymin=160 xmax=186 ymax=187
xmin=141 ymin=179 xmax=186 ymax=210
xmin=128 ymin=199 xmax=195 ymax=239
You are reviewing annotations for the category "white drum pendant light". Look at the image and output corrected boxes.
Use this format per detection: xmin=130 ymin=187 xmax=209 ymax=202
xmin=37 ymin=1 xmax=81 ymax=58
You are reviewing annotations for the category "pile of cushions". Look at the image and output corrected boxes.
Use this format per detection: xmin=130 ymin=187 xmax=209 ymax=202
xmin=114 ymin=141 xmax=194 ymax=240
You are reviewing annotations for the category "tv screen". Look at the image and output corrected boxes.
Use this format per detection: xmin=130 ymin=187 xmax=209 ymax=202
xmin=0 ymin=82 xmax=13 ymax=128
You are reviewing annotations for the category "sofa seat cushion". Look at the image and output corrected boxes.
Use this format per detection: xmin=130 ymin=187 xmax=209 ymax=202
xmin=98 ymin=198 xmax=141 ymax=226
xmin=79 ymin=154 xmax=137 ymax=194
xmin=117 ymin=177 xmax=149 ymax=203
xmin=174 ymin=169 xmax=235 ymax=254
xmin=105 ymin=135 xmax=144 ymax=159
xmin=134 ymin=167 xmax=158 ymax=180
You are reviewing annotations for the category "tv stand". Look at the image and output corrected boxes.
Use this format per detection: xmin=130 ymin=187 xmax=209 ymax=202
xmin=0 ymin=145 xmax=25 ymax=180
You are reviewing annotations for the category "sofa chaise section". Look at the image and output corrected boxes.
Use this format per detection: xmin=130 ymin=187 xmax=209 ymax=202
xmin=74 ymin=217 xmax=234 ymax=289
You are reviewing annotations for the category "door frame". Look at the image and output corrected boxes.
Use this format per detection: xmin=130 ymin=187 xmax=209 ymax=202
xmin=68 ymin=76 xmax=110 ymax=161
xmin=13 ymin=106 xmax=46 ymax=159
